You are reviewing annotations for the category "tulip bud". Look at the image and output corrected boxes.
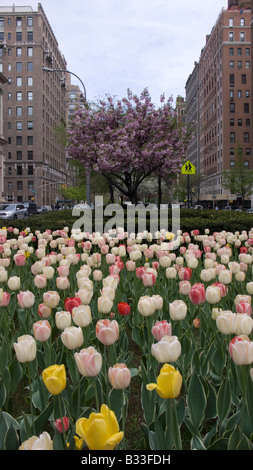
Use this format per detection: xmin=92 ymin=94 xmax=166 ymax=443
xmin=55 ymin=417 xmax=69 ymax=434
xmin=42 ymin=364 xmax=66 ymax=395
xmin=151 ymin=320 xmax=172 ymax=341
xmin=229 ymin=335 xmax=253 ymax=365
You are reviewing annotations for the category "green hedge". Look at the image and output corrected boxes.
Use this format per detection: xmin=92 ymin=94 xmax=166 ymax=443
xmin=1 ymin=208 xmax=253 ymax=235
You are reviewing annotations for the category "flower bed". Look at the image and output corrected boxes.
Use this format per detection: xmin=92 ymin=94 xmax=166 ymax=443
xmin=0 ymin=222 xmax=253 ymax=450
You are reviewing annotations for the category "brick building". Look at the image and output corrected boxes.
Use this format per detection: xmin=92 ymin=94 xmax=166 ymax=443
xmin=186 ymin=0 xmax=252 ymax=208
xmin=0 ymin=3 xmax=68 ymax=205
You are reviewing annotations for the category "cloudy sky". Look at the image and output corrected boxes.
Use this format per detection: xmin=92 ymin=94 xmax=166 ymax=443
xmin=10 ymin=0 xmax=226 ymax=105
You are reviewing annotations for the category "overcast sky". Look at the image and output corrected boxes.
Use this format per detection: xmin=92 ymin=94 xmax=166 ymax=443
xmin=10 ymin=0 xmax=226 ymax=105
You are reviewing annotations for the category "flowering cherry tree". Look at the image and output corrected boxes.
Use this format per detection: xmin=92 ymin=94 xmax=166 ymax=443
xmin=67 ymin=88 xmax=191 ymax=203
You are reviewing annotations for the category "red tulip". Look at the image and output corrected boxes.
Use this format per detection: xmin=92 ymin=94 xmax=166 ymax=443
xmin=64 ymin=297 xmax=82 ymax=314
xmin=117 ymin=302 xmax=131 ymax=316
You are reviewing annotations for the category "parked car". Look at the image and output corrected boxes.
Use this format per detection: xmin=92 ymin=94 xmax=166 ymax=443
xmin=36 ymin=205 xmax=52 ymax=214
xmin=23 ymin=201 xmax=37 ymax=215
xmin=193 ymin=205 xmax=203 ymax=210
xmin=224 ymin=206 xmax=232 ymax=210
xmin=0 ymin=203 xmax=27 ymax=220
xmin=246 ymin=208 xmax=253 ymax=213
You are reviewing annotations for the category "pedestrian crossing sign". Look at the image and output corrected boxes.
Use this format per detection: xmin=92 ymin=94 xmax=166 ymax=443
xmin=181 ymin=160 xmax=196 ymax=175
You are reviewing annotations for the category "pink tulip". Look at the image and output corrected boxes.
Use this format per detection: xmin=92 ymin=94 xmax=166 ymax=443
xmin=96 ymin=319 xmax=119 ymax=345
xmin=179 ymin=280 xmax=192 ymax=296
xmin=57 ymin=265 xmax=70 ymax=277
xmin=14 ymin=254 xmax=26 ymax=266
xmin=229 ymin=335 xmax=253 ymax=365
xmin=0 ymin=292 xmax=10 ymax=307
xmin=236 ymin=301 xmax=252 ymax=316
xmin=74 ymin=346 xmax=102 ymax=377
xmin=189 ymin=283 xmax=206 ymax=305
xmin=178 ymin=267 xmax=192 ymax=281
xmin=17 ymin=291 xmax=35 ymax=309
xmin=43 ymin=291 xmax=60 ymax=309
xmin=108 ymin=363 xmax=131 ymax=389
xmin=34 ymin=275 xmax=47 ymax=289
xmin=38 ymin=303 xmax=52 ymax=319
xmin=33 ymin=320 xmax=51 ymax=342
xmin=55 ymin=417 xmax=69 ymax=434
xmin=142 ymin=272 xmax=156 ymax=287
xmin=151 ymin=320 xmax=172 ymax=341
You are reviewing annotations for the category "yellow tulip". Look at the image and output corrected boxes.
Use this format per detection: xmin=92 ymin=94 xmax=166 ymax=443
xmin=42 ymin=364 xmax=66 ymax=395
xmin=76 ymin=404 xmax=123 ymax=450
xmin=146 ymin=364 xmax=182 ymax=399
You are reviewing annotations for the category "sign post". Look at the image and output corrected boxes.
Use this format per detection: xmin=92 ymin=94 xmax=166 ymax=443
xmin=181 ymin=160 xmax=196 ymax=208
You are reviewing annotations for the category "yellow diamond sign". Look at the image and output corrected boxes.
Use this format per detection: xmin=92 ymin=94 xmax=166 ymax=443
xmin=181 ymin=160 xmax=196 ymax=175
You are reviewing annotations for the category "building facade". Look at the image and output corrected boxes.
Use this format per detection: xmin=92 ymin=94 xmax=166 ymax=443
xmin=185 ymin=61 xmax=200 ymax=173
xmin=0 ymin=72 xmax=7 ymax=201
xmin=0 ymin=3 xmax=68 ymax=206
xmin=186 ymin=0 xmax=252 ymax=207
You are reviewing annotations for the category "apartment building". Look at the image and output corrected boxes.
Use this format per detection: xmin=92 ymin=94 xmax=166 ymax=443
xmin=186 ymin=0 xmax=251 ymax=208
xmin=185 ymin=61 xmax=200 ymax=173
xmin=0 ymin=3 xmax=68 ymax=205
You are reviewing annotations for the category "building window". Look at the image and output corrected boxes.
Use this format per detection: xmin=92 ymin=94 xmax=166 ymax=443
xmin=8 ymin=182 xmax=12 ymax=190
xmin=246 ymin=61 xmax=250 ymax=69
xmin=28 ymin=181 xmax=34 ymax=191
xmin=27 ymin=76 xmax=33 ymax=86
xmin=229 ymin=47 xmax=234 ymax=56
xmin=16 ymin=62 xmax=22 ymax=72
xmin=17 ymin=166 xmax=22 ymax=176
xmin=27 ymin=91 xmax=33 ymax=101
xmin=230 ymin=74 xmax=235 ymax=85
xmin=237 ymin=47 xmax=242 ymax=56
xmin=246 ymin=48 xmax=250 ymax=56
xmin=230 ymin=161 xmax=235 ymax=167
xmin=16 ymin=77 xmax=22 ymax=86
xmin=27 ymin=151 xmax=33 ymax=160
xmin=16 ymin=106 xmax=22 ymax=116
xmin=230 ymin=132 xmax=235 ymax=142
xmin=27 ymin=62 xmax=33 ymax=72
xmin=238 ymin=90 xmax=242 ymax=98
xmin=238 ymin=118 xmax=242 ymax=126
xmin=16 ymin=17 xmax=22 ymax=27
xmin=27 ymin=106 xmax=33 ymax=116
xmin=244 ymin=132 xmax=249 ymax=142
xmin=230 ymin=118 xmax=234 ymax=126
xmin=229 ymin=18 xmax=234 ymax=27
xmin=17 ymin=181 xmax=23 ymax=191
xmin=240 ymin=18 xmax=245 ymax=26
xmin=244 ymin=161 xmax=249 ymax=168
xmin=246 ymin=148 xmax=251 ymax=155
xmin=246 ymin=90 xmax=250 ymax=98
xmin=27 ymin=47 xmax=33 ymax=57
xmin=246 ymin=118 xmax=250 ymax=126
xmin=237 ymin=61 xmax=242 ymax=69
xmin=16 ymin=151 xmax=22 ymax=160
xmin=27 ymin=121 xmax=33 ymax=130
xmin=230 ymin=90 xmax=234 ymax=99
xmin=16 ymin=47 xmax=22 ymax=57
xmin=27 ymin=17 xmax=33 ymax=26
xmin=229 ymin=61 xmax=234 ymax=69
xmin=244 ymin=103 xmax=249 ymax=113
xmin=229 ymin=32 xmax=234 ymax=42
xmin=27 ymin=32 xmax=33 ymax=41
xmin=16 ymin=136 xmax=22 ymax=146
xmin=230 ymin=102 xmax=235 ymax=113
xmin=240 ymin=32 xmax=245 ymax=42
xmin=8 ymin=167 xmax=12 ymax=175
xmin=28 ymin=165 xmax=33 ymax=175
xmin=16 ymin=92 xmax=22 ymax=101
xmin=242 ymin=74 xmax=246 ymax=84
xmin=16 ymin=32 xmax=22 ymax=42
xmin=16 ymin=122 xmax=22 ymax=131
xmin=27 ymin=136 xmax=33 ymax=145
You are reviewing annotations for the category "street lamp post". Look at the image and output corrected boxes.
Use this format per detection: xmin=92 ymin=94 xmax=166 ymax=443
xmin=42 ymin=67 xmax=91 ymax=206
